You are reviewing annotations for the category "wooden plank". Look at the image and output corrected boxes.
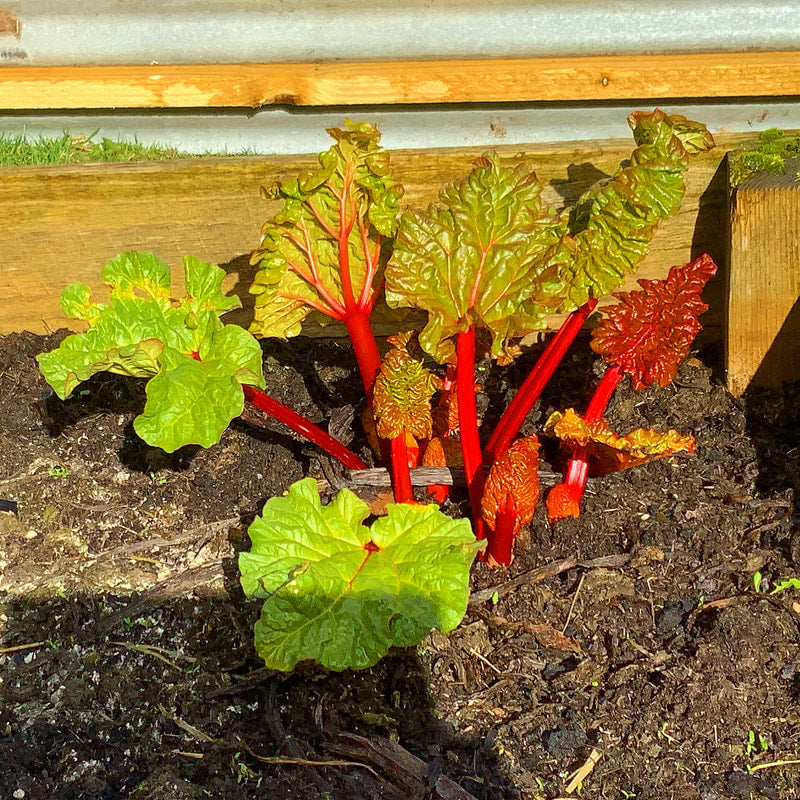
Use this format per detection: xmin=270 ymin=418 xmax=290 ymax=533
xmin=0 ymin=132 xmax=748 ymax=336
xmin=726 ymin=159 xmax=800 ymax=395
xmin=1 ymin=52 xmax=799 ymax=110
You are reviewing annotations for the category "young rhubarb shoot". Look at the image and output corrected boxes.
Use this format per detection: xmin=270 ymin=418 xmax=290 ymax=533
xmin=37 ymin=252 xmax=365 ymax=468
xmin=239 ymin=478 xmax=481 ymax=671
xmin=481 ymin=436 xmax=541 ymax=566
xmin=546 ymin=253 xmax=718 ymax=521
xmin=372 ymin=331 xmax=439 ymax=503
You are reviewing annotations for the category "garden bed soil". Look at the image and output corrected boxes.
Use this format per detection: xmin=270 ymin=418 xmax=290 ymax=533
xmin=1 ymin=329 xmax=799 ymax=800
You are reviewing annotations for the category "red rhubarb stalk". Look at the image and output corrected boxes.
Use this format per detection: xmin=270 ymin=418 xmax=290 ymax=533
xmin=343 ymin=310 xmax=382 ymax=404
xmin=555 ymin=364 xmax=623 ymax=505
xmin=388 ymin=435 xmax=414 ymax=504
xmin=489 ymin=500 xmax=518 ymax=567
xmin=485 ymin=298 xmax=597 ymax=464
xmin=456 ymin=327 xmax=487 ymax=540
xmin=243 ymin=385 xmax=367 ymax=471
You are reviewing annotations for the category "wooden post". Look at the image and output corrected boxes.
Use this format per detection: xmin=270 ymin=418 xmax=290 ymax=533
xmin=726 ymin=158 xmax=800 ymax=395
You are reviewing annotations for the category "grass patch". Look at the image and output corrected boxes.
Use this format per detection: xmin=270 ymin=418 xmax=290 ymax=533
xmin=0 ymin=132 xmax=186 ymax=167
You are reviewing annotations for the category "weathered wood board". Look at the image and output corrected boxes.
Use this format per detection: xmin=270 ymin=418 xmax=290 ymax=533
xmin=727 ymin=159 xmax=800 ymax=395
xmin=0 ymin=132 xmax=746 ymax=337
xmin=1 ymin=53 xmax=799 ymax=109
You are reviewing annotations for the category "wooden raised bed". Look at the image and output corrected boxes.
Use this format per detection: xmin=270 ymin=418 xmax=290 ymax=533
xmin=1 ymin=133 xmax=738 ymax=338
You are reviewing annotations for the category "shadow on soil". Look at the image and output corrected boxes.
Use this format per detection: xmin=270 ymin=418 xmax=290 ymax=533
xmin=0 ymin=573 xmax=512 ymax=800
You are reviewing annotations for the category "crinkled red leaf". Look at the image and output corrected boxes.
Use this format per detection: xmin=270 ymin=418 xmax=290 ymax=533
xmin=545 ymin=483 xmax=582 ymax=523
xmin=591 ymin=254 xmax=717 ymax=389
xmin=481 ymin=436 xmax=541 ymax=534
xmin=547 ymin=408 xmax=696 ymax=475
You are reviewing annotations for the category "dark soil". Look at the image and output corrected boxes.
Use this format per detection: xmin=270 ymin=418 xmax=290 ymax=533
xmin=1 ymin=330 xmax=798 ymax=800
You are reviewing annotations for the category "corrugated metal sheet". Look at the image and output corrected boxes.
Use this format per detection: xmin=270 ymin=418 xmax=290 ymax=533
xmin=2 ymin=1 xmax=800 ymax=66
xmin=2 ymin=101 xmax=799 ymax=155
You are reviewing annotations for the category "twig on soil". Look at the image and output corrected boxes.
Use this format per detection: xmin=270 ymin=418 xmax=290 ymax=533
xmin=0 ymin=641 xmax=46 ymax=654
xmin=563 ymin=573 xmax=586 ymax=633
xmin=87 ymin=517 xmax=239 ymax=563
xmin=469 ymin=553 xmax=631 ymax=605
xmin=111 ymin=641 xmax=196 ymax=671
xmin=346 ymin=464 xmax=560 ymax=488
xmin=172 ymin=751 xmax=204 ymax=759
xmin=468 ymin=647 xmax=503 ymax=675
xmin=329 ymin=733 xmax=479 ymax=800
xmin=240 ymin=742 xmax=384 ymax=784
xmin=158 ymin=703 xmax=219 ymax=743
xmin=749 ymin=759 xmax=800 ymax=772
xmin=565 ymin=747 xmax=603 ymax=794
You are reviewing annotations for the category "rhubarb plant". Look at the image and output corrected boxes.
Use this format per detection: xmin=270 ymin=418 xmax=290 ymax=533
xmin=38 ymin=112 xmax=718 ymax=672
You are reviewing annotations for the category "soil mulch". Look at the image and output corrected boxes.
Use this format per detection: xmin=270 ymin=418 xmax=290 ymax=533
xmin=0 ymin=330 xmax=798 ymax=800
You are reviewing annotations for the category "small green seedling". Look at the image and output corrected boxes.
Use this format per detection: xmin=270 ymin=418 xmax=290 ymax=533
xmin=745 ymin=729 xmax=769 ymax=757
xmin=771 ymin=577 xmax=800 ymax=594
xmin=48 ymin=465 xmax=70 ymax=478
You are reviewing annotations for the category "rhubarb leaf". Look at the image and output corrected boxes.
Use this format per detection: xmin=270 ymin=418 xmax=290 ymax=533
xmin=250 ymin=122 xmax=403 ymax=338
xmin=554 ymin=110 xmax=715 ymax=306
xmin=37 ymin=252 xmax=265 ymax=452
xmin=386 ymin=156 xmax=566 ymax=364
xmin=373 ymin=331 xmax=438 ymax=439
xmin=590 ymin=254 xmax=718 ymax=389
xmin=239 ymin=478 xmax=480 ymax=671
xmin=546 ymin=408 xmax=696 ymax=474
xmin=481 ymin=436 xmax=541 ymax=534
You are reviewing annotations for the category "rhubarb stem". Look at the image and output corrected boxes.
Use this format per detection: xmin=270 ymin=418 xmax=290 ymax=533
xmin=584 ymin=363 xmax=623 ymax=423
xmin=343 ymin=310 xmax=382 ymax=404
xmin=486 ymin=299 xmax=598 ymax=464
xmin=343 ymin=307 xmax=415 ymax=504
xmin=487 ymin=501 xmax=517 ymax=567
xmin=456 ymin=327 xmax=487 ymax=540
xmin=556 ymin=362 xmax=624 ymax=506
xmin=243 ymin=385 xmax=367 ymax=471
xmin=389 ymin=435 xmax=415 ymax=504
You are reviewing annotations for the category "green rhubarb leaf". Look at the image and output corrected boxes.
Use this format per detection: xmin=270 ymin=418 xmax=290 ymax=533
xmin=37 ymin=252 xmax=264 ymax=452
xmin=554 ymin=110 xmax=715 ymax=306
xmin=60 ymin=282 xmax=102 ymax=321
xmin=183 ymin=254 xmax=240 ymax=315
xmin=239 ymin=478 xmax=480 ymax=671
xmin=386 ymin=156 xmax=566 ymax=363
xmin=250 ymin=121 xmax=403 ymax=338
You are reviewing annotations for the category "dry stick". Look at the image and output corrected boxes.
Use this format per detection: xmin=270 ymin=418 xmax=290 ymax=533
xmin=749 ymin=759 xmax=800 ymax=773
xmin=469 ymin=553 xmax=631 ymax=605
xmin=240 ymin=744 xmax=384 ymax=784
xmin=347 ymin=464 xmax=560 ymax=487
xmin=158 ymin=704 xmax=219 ymax=743
xmin=111 ymin=641 xmax=195 ymax=671
xmin=562 ymin=573 xmax=586 ymax=633
xmin=0 ymin=641 xmax=46 ymax=654
xmin=566 ymin=748 xmax=603 ymax=794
